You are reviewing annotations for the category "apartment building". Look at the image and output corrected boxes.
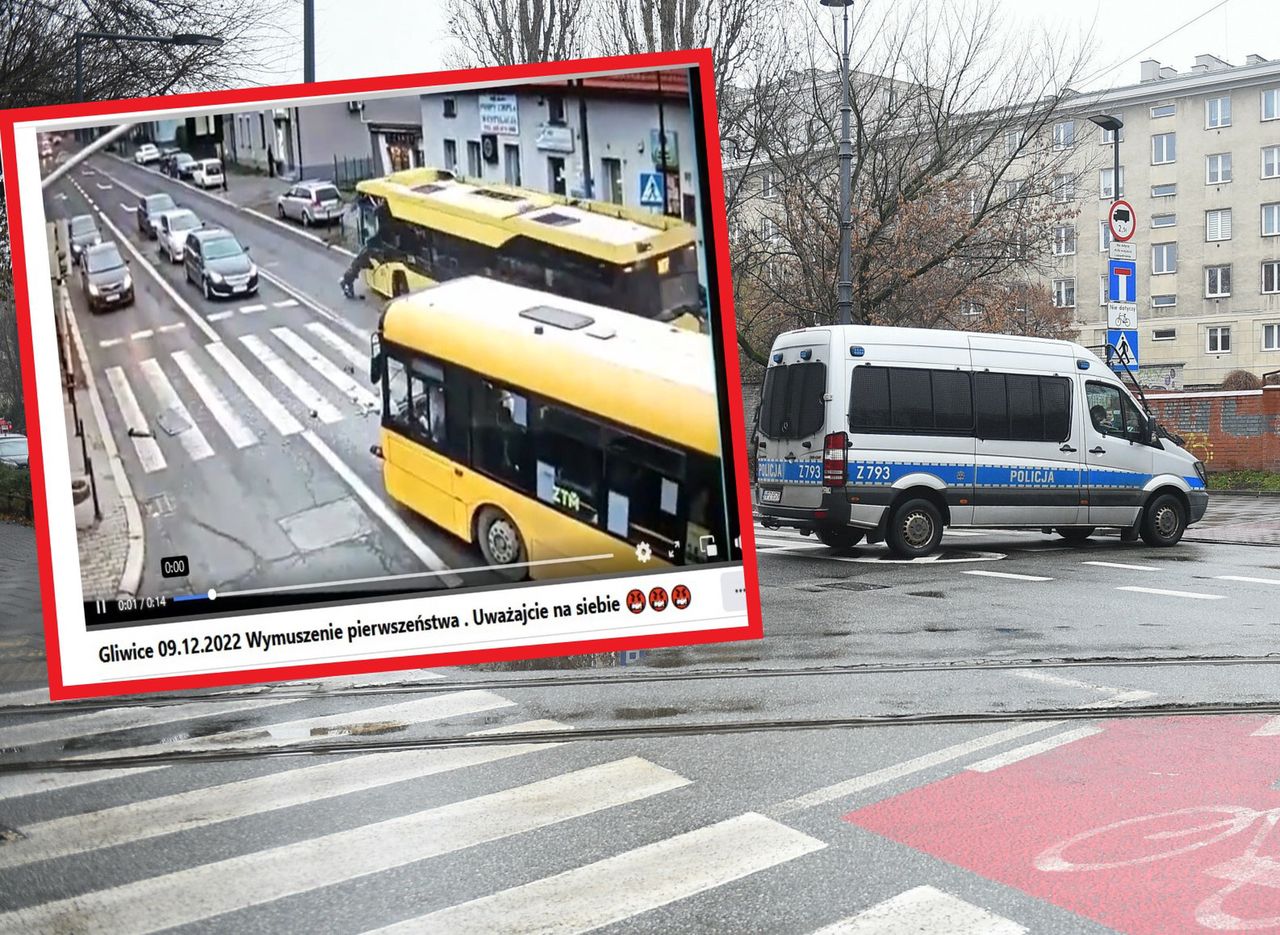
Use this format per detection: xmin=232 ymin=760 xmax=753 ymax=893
xmin=1048 ymin=54 xmax=1280 ymax=389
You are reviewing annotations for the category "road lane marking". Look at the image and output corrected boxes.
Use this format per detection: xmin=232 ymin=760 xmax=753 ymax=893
xmin=0 ymin=718 xmax=570 ymax=871
xmin=239 ymin=303 xmax=267 ymax=313
xmin=157 ymin=322 xmax=185 ymax=334
xmin=272 ymin=298 xmax=298 ymax=309
xmin=0 ymin=758 xmax=689 ymax=935
xmin=963 ymin=570 xmax=1052 ymax=581
xmin=98 ymin=338 xmax=123 ymax=349
xmin=95 ymin=182 xmax=112 ymax=190
xmin=1083 ymin=560 xmax=1160 ymax=571
xmin=205 ymin=342 xmax=302 ymax=436
xmin=239 ymin=334 xmax=343 ymax=424
xmin=301 ymin=430 xmax=463 ymax=586
xmin=207 ymin=310 xmax=234 ymax=322
xmin=1116 ymin=586 xmax=1224 ymax=600
xmin=139 ymin=358 xmax=214 ymax=462
xmin=1011 ymin=671 xmax=1156 ymax=709
xmin=172 ymin=350 xmax=258 ymax=449
xmin=1217 ymin=575 xmax=1280 ymax=586
xmin=258 ymin=266 xmax=368 ymax=343
xmin=1080 ymin=689 xmax=1156 ymax=708
xmin=270 ymin=326 xmax=378 ymax=412
xmin=118 ymin=202 xmax=133 ymax=211
xmin=967 ymin=727 xmax=1103 ymax=772
xmin=129 ymin=329 xmax=153 ymax=340
xmin=0 ymin=688 xmax=50 ymax=706
xmin=303 ymin=321 xmax=366 ymax=371
xmin=1252 ymin=717 xmax=1280 ymax=736
xmin=104 ymin=366 xmax=166 ymax=473
xmin=387 ymin=813 xmax=827 ymax=935
xmin=767 ymin=721 xmax=1064 ymax=816
xmin=811 ymin=886 xmax=1027 ymax=935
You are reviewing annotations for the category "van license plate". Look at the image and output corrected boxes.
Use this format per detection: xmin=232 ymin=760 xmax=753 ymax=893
xmin=760 ymin=489 xmax=782 ymax=503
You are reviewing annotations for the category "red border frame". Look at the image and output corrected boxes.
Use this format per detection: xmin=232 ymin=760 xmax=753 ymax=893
xmin=0 ymin=48 xmax=763 ymax=701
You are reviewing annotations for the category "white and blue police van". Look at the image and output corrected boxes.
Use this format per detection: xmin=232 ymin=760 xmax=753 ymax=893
xmin=754 ymin=325 xmax=1209 ymax=558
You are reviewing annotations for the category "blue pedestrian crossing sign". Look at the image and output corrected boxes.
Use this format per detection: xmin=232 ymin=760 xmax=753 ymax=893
xmin=1107 ymin=328 xmax=1139 ymax=372
xmin=639 ymin=172 xmax=665 ymax=207
xmin=1108 ymin=259 xmax=1137 ymax=303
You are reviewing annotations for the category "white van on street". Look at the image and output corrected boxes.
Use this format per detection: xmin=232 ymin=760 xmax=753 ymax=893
xmin=754 ymin=325 xmax=1208 ymax=558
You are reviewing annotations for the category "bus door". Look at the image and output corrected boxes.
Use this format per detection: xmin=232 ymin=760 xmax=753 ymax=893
xmin=382 ymin=356 xmax=464 ymax=533
xmin=755 ymin=341 xmax=831 ymax=512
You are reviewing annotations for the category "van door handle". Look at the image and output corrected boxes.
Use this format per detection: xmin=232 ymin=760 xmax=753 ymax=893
xmin=1089 ymin=447 xmax=1105 ymax=455
xmin=1059 ymin=444 xmax=1076 ymax=453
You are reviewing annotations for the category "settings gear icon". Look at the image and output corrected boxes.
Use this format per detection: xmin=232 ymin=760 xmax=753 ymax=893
xmin=635 ymin=541 xmax=653 ymax=563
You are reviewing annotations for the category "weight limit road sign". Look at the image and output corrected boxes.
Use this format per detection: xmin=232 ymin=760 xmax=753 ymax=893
xmin=1108 ymin=199 xmax=1136 ymax=241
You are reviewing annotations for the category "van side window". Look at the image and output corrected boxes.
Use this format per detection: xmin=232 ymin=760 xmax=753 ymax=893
xmin=850 ymin=366 xmax=973 ymax=435
xmin=1041 ymin=378 xmax=1072 ymax=441
xmin=1086 ymin=382 xmax=1123 ymax=436
xmin=977 ymin=373 xmax=1071 ymax=442
xmin=975 ymin=373 xmax=1008 ymax=439
xmin=888 ymin=369 xmax=932 ymax=429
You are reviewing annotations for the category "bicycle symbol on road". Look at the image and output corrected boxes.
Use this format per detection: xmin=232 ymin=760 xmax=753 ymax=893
xmin=1037 ymin=804 xmax=1280 ymax=930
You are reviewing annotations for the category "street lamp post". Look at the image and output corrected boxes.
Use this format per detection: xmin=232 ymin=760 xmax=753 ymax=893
xmin=1089 ymin=113 xmax=1125 ymax=207
xmin=821 ymin=0 xmax=856 ymax=326
xmin=74 ymin=31 xmax=223 ymax=102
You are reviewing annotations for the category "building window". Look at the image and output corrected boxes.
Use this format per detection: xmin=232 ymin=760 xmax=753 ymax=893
xmin=1152 ymin=299 xmax=1177 ymax=312
xmin=1054 ymin=173 xmax=1075 ymax=202
xmin=504 ymin=143 xmax=522 ymax=186
xmin=443 ymin=97 xmax=457 ymax=118
xmin=1099 ymin=274 xmax=1107 ymax=307
xmin=443 ymin=138 xmax=457 ymax=172
xmin=1265 ymin=260 xmax=1280 ymax=294
xmin=546 ymin=95 xmax=566 ymax=125
xmin=1153 ymin=326 xmax=1176 ymax=339
xmin=1152 ymin=132 xmax=1176 ymax=165
xmin=1206 ymin=153 xmax=1232 ymax=184
xmin=1152 ymin=213 xmax=1177 ymax=228
xmin=466 ymin=139 xmax=482 ymax=177
xmin=1263 ymin=202 xmax=1280 ymax=236
xmin=1053 ymin=120 xmax=1075 ymax=149
xmin=1152 ymin=242 xmax=1177 ymax=275
xmin=1206 ymin=208 xmax=1232 ymax=242
xmin=1052 ymin=278 xmax=1075 ymax=308
xmin=1099 ymin=167 xmax=1123 ymax=199
xmin=1265 ymin=145 xmax=1280 ymax=179
xmin=1150 ymin=103 xmax=1176 ymax=118
xmin=1206 ymin=265 xmax=1232 ymax=298
xmin=1099 ymin=220 xmax=1112 ymax=252
xmin=760 ymin=216 xmax=779 ymax=244
xmin=1053 ymin=225 xmax=1076 ymax=255
xmin=1206 ymin=96 xmax=1231 ymax=128
xmin=1101 ymin=125 xmax=1124 ymax=144
xmin=547 ymin=155 xmax=566 ymax=195
xmin=1004 ymin=129 xmax=1020 ymax=157
xmin=762 ymin=170 xmax=775 ymax=198
xmin=600 ymin=157 xmax=622 ymax=205
xmin=1207 ymin=326 xmax=1231 ymax=353
xmin=1152 ymin=183 xmax=1177 ymax=198
xmin=1264 ymin=88 xmax=1280 ymax=122
xmin=1265 ymin=323 xmax=1280 ymax=351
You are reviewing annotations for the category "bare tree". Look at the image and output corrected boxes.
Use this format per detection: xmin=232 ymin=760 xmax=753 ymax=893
xmin=444 ymin=0 xmax=589 ymax=67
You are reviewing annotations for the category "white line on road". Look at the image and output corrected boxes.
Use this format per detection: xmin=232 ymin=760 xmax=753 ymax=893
xmin=240 ymin=334 xmax=344 ymax=424
xmin=118 ymin=202 xmax=133 ymax=211
xmin=1252 ymin=716 xmax=1280 ymax=736
xmin=272 ymin=298 xmax=299 ymax=308
xmin=258 ymin=266 xmax=368 ymax=343
xmin=205 ymin=342 xmax=301 ymax=436
xmin=0 ymin=758 xmax=690 ymax=935
xmin=767 ymin=721 xmax=1064 ymax=816
xmin=1217 ymin=575 xmax=1280 ymax=586
xmin=157 ymin=322 xmax=185 ymax=334
xmin=98 ymin=338 xmax=123 ymax=348
xmin=104 ymin=367 xmax=166 ymax=473
xmin=1083 ymin=560 xmax=1160 ymax=571
xmin=129 ymin=329 xmax=153 ymax=340
xmin=387 ymin=813 xmax=827 ymax=935
xmin=1010 ymin=671 xmax=1155 ymax=708
xmin=963 ymin=570 xmax=1053 ymax=582
xmin=1080 ymin=689 xmax=1157 ymax=708
xmin=967 ymin=727 xmax=1103 ymax=772
xmin=271 ymin=326 xmax=378 ymax=411
xmin=139 ymin=359 xmax=215 ymax=462
xmin=303 ymin=321 xmax=367 ymax=372
xmin=239 ymin=303 xmax=266 ymax=313
xmin=811 ymin=886 xmax=1027 ymax=935
xmin=172 ymin=350 xmax=258 ymax=449
xmin=1117 ymin=586 xmax=1224 ymax=600
xmin=207 ymin=310 xmax=234 ymax=322
xmin=95 ymin=182 xmax=112 ymax=190
xmin=0 ymin=688 xmax=50 ymax=706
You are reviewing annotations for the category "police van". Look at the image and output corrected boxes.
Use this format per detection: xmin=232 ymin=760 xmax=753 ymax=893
xmin=754 ymin=325 xmax=1208 ymax=558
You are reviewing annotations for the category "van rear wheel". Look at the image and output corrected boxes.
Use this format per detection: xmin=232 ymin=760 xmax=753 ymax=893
xmin=1056 ymin=527 xmax=1095 ymax=545
xmin=816 ymin=527 xmax=865 ymax=552
xmin=886 ymin=498 xmax=944 ymax=558
xmin=1141 ymin=494 xmax=1186 ymax=547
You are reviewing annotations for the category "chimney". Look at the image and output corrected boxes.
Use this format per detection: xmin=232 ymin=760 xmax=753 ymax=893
xmin=1159 ymin=66 xmax=1178 ymax=79
xmin=1140 ymin=59 xmax=1161 ymax=82
xmin=1194 ymin=53 xmax=1231 ymax=71
xmin=1247 ymin=54 xmax=1268 ymax=66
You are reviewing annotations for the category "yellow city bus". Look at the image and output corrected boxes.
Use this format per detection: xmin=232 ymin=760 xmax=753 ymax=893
xmin=354 ymin=168 xmax=706 ymax=331
xmin=369 ymin=275 xmax=728 ymax=581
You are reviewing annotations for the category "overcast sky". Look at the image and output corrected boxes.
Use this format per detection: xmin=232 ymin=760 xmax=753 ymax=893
xmin=259 ymin=0 xmax=1277 ymax=91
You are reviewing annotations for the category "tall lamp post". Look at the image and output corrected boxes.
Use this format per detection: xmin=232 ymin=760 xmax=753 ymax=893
xmin=1089 ymin=113 xmax=1124 ymax=208
xmin=75 ymin=32 xmax=223 ymax=102
xmin=821 ymin=0 xmax=856 ymax=326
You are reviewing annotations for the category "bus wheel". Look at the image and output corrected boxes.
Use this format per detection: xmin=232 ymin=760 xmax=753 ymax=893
xmin=886 ymin=498 xmax=943 ymax=558
xmin=1056 ymin=527 xmax=1095 ymax=545
xmin=391 ymin=271 xmax=408 ymax=297
xmin=1140 ymin=494 xmax=1186 ymax=547
xmin=816 ymin=527 xmax=865 ymax=552
xmin=477 ymin=507 xmax=528 ymax=580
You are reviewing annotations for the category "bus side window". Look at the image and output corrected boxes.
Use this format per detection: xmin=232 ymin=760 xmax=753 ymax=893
xmin=683 ymin=454 xmax=725 ymax=565
xmin=473 ymin=380 xmax=532 ymax=491
xmin=407 ymin=359 xmax=448 ymax=449
xmin=602 ymin=433 xmax=685 ymax=557
xmin=384 ymin=356 xmax=412 ymax=431
xmin=531 ymin=403 xmax=602 ymax=525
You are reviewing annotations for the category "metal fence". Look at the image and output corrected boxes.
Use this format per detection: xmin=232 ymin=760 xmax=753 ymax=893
xmin=300 ymin=155 xmax=377 ymax=191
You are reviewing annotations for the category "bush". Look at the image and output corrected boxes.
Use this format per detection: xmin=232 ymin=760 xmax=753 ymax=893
xmin=1208 ymin=470 xmax=1280 ymax=492
xmin=0 ymin=465 xmax=32 ymax=521
xmin=1222 ymin=369 xmax=1263 ymax=391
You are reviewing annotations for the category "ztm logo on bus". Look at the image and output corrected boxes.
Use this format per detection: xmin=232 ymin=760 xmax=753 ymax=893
xmin=626 ymin=589 xmax=647 ymax=614
xmin=648 ymin=587 xmax=669 ymax=612
xmin=671 ymin=585 xmax=692 ymax=610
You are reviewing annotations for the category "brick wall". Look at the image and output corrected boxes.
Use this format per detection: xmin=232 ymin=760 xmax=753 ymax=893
xmin=1146 ymin=386 xmax=1280 ymax=472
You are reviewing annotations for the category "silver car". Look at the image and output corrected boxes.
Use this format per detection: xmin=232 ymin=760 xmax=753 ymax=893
xmin=276 ymin=180 xmax=344 ymax=226
xmin=156 ymin=209 xmax=203 ymax=262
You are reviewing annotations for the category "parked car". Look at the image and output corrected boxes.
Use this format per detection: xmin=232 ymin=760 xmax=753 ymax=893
xmin=170 ymin=153 xmax=198 ymax=180
xmin=133 ymin=143 xmax=160 ymax=165
xmin=0 ymin=434 xmax=27 ymax=469
xmin=183 ymin=228 xmax=258 ymax=299
xmin=156 ymin=209 xmax=202 ymax=262
xmin=190 ymin=158 xmax=224 ymax=189
xmin=136 ymin=192 xmax=177 ymax=239
xmin=79 ymin=242 xmax=133 ymax=312
xmin=67 ymin=214 xmax=101 ymax=267
xmin=276 ymin=180 xmax=344 ymax=226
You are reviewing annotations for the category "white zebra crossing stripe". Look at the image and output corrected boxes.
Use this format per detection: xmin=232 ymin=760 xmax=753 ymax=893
xmin=139 ymin=358 xmax=214 ymax=462
xmin=0 ymin=758 xmax=688 ymax=935
xmin=273 ymin=299 xmax=299 ymax=308
xmin=271 ymin=326 xmax=378 ymax=411
xmin=205 ymin=342 xmax=302 ymax=436
xmin=810 ymin=885 xmax=1027 ymax=934
xmin=171 ymin=350 xmax=257 ymax=449
xmin=240 ymin=333 xmax=344 ymax=424
xmin=239 ymin=303 xmax=267 ymax=314
xmin=304 ymin=321 xmax=367 ymax=372
xmin=384 ymin=812 xmax=827 ymax=935
xmin=104 ymin=366 xmax=166 ymax=473
xmin=207 ymin=310 xmax=234 ymax=322
xmin=0 ymin=719 xmax=572 ymax=871
xmin=99 ymin=338 xmax=123 ymax=349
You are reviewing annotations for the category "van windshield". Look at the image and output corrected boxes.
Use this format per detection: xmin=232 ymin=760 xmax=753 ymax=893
xmin=759 ymin=361 xmax=826 ymax=439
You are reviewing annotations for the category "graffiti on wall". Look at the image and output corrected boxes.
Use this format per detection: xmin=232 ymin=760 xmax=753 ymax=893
xmin=1180 ymin=431 xmax=1214 ymax=464
xmin=1139 ymin=365 xmax=1180 ymax=391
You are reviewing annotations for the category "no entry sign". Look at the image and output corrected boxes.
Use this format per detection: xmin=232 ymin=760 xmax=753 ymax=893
xmin=846 ymin=716 xmax=1280 ymax=934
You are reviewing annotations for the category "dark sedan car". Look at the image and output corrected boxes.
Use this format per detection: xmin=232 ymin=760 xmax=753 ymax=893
xmin=79 ymin=242 xmax=134 ymax=312
xmin=136 ymin=192 xmax=177 ymax=239
xmin=183 ymin=228 xmax=258 ymax=299
xmin=0 ymin=434 xmax=27 ymax=469
xmin=68 ymin=214 xmax=101 ymax=267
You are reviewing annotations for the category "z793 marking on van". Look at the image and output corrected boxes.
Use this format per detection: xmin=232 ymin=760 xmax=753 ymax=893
xmin=756 ymin=458 xmax=823 ymax=485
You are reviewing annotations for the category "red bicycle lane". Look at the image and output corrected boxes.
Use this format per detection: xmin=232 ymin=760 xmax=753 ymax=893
xmin=845 ymin=715 xmax=1280 ymax=934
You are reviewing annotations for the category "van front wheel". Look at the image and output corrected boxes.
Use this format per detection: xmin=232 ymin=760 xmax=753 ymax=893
xmin=1141 ymin=495 xmax=1186 ymax=547
xmin=816 ymin=527 xmax=865 ymax=552
xmin=886 ymin=499 xmax=943 ymax=558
